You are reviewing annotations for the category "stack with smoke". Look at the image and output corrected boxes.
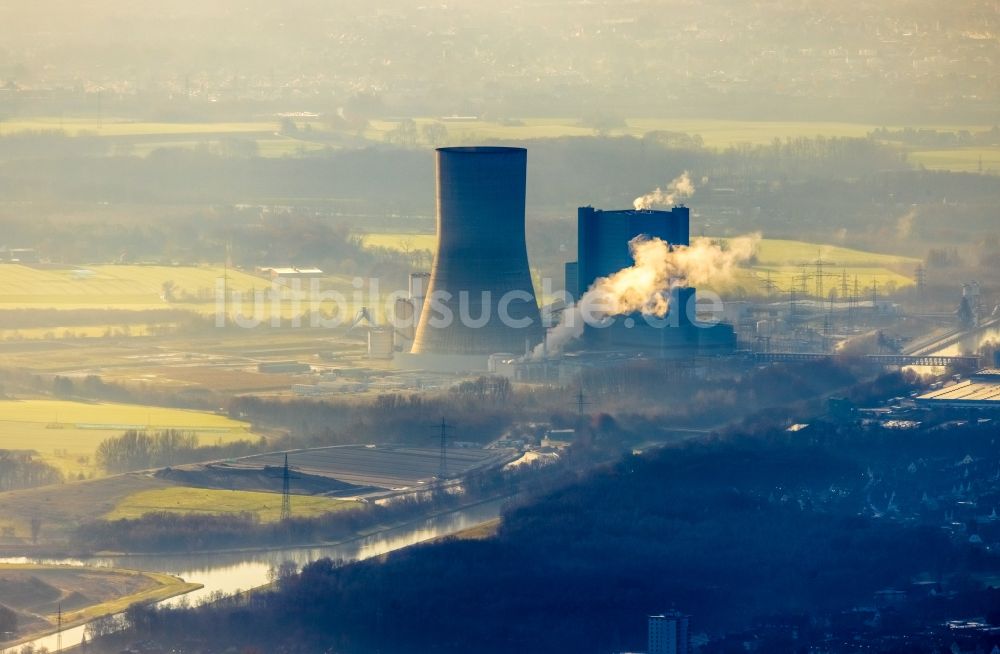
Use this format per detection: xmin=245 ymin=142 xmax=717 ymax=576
xmin=534 ymin=233 xmax=760 ymax=359
xmin=633 ymin=171 xmax=695 ymax=210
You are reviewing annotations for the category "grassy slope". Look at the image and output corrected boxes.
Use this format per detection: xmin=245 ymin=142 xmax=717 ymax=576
xmin=0 ymin=474 xmax=175 ymax=541
xmin=104 ymin=487 xmax=359 ymax=522
xmin=0 ymin=563 xmax=200 ymax=648
xmin=0 ymin=400 xmax=254 ymax=477
xmin=733 ymin=238 xmax=919 ymax=295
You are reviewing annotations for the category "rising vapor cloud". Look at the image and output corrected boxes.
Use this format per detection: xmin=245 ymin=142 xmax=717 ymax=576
xmin=633 ymin=171 xmax=696 ymax=210
xmin=535 ymin=233 xmax=760 ymax=359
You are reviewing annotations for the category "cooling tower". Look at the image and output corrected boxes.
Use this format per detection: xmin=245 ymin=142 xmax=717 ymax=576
xmin=412 ymin=146 xmax=542 ymax=355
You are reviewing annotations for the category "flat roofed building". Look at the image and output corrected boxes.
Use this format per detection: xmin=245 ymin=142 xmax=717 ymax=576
xmin=569 ymin=206 xmax=690 ymax=301
xmin=259 ymin=266 xmax=325 ymax=279
xmin=649 ymin=611 xmax=690 ymax=654
xmin=916 ymin=370 xmax=1000 ymax=409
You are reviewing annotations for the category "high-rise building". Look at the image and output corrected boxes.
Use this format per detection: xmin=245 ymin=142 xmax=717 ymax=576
xmin=648 ymin=611 xmax=690 ymax=654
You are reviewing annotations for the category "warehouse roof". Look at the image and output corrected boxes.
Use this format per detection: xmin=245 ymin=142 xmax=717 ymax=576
xmin=916 ymin=371 xmax=1000 ymax=407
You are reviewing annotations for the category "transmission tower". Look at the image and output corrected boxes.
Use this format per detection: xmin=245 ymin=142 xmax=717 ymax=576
xmin=789 ymin=268 xmax=811 ymax=317
xmin=760 ymin=269 xmax=780 ymax=298
xmin=575 ymin=387 xmax=590 ymax=416
xmin=815 ymin=258 xmax=825 ymax=300
xmin=436 ymin=417 xmax=453 ymax=480
xmin=849 ymin=275 xmax=861 ymax=327
xmin=280 ymin=453 xmax=291 ymax=522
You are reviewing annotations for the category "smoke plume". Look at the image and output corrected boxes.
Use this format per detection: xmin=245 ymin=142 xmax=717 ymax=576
xmin=633 ymin=171 xmax=695 ymax=210
xmin=895 ymin=207 xmax=917 ymax=240
xmin=534 ymin=233 xmax=760 ymax=359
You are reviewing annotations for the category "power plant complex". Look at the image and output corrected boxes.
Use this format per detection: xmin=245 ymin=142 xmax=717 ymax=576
xmin=393 ymin=145 xmax=736 ymax=375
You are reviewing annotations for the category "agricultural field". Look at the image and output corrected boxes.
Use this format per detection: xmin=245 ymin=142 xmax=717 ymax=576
xmin=362 ymin=117 xmax=880 ymax=148
xmin=127 ymin=135 xmax=331 ymax=158
xmin=0 ymin=563 xmax=199 ymax=647
xmin=0 ymin=116 xmax=325 ymax=159
xmin=751 ymin=239 xmax=917 ymax=268
xmin=738 ymin=238 xmax=919 ymax=297
xmin=359 ymin=231 xmax=919 ymax=298
xmin=908 ymin=147 xmax=1000 ymax=175
xmin=5 ymin=116 xmax=995 ymax=174
xmin=0 ymin=263 xmax=367 ymax=333
xmin=0 ymin=324 xmax=163 ymax=341
xmin=0 ymin=263 xmax=263 ymax=310
xmin=359 ymin=232 xmax=437 ymax=252
xmin=0 ymin=399 xmax=256 ymax=478
xmin=705 ymin=238 xmax=916 ymax=297
xmin=0 ymin=117 xmax=278 ymax=138
xmin=105 ymin=487 xmax=359 ymax=522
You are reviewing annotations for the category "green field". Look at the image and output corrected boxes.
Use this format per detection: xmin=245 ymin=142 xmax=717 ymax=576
xmin=0 ymin=264 xmax=368 ymax=325
xmin=358 ymin=231 xmax=918 ymax=298
xmin=751 ymin=239 xmax=916 ymax=267
xmin=908 ymin=147 xmax=1000 ymax=174
xmin=4 ymin=116 xmax=996 ymax=175
xmin=0 ymin=399 xmax=255 ymax=477
xmin=363 ymin=117 xmax=882 ymax=148
xmin=105 ymin=487 xmax=359 ymax=522
xmin=742 ymin=238 xmax=918 ymax=296
xmin=360 ymin=232 xmax=437 ymax=252
xmin=0 ymin=263 xmax=263 ymax=309
xmin=0 ymin=324 xmax=163 ymax=340
xmin=0 ymin=117 xmax=277 ymax=138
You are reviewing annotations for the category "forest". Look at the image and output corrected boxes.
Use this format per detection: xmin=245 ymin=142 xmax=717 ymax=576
xmin=106 ymin=416 xmax=1000 ymax=654
xmin=229 ymin=358 xmax=869 ymax=445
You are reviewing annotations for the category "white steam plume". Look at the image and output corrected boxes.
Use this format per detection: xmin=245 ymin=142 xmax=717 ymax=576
xmin=633 ymin=171 xmax=695 ymax=210
xmin=534 ymin=233 xmax=760 ymax=359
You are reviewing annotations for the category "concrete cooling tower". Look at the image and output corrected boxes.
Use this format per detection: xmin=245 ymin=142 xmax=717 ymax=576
xmin=411 ymin=147 xmax=542 ymax=356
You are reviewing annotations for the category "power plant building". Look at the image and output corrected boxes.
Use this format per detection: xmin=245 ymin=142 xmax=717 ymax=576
xmin=565 ymin=205 xmax=735 ymax=357
xmin=567 ymin=206 xmax=690 ymax=301
xmin=396 ymin=147 xmax=734 ymax=372
xmin=406 ymin=147 xmax=542 ymax=370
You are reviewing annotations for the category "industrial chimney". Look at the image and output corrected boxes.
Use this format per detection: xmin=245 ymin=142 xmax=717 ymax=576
xmin=412 ymin=146 xmax=542 ymax=356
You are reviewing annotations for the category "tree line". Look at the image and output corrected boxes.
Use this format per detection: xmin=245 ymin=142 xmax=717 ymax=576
xmin=0 ymin=450 xmax=62 ymax=492
xmin=94 ymin=429 xmax=267 ymax=474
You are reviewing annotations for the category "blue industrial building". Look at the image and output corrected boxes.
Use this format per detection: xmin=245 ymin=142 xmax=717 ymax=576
xmin=567 ymin=205 xmax=690 ymax=300
xmin=564 ymin=205 xmax=736 ymax=357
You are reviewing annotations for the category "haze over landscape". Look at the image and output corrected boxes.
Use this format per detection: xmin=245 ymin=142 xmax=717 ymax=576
xmin=1 ymin=2 xmax=1000 ymax=653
